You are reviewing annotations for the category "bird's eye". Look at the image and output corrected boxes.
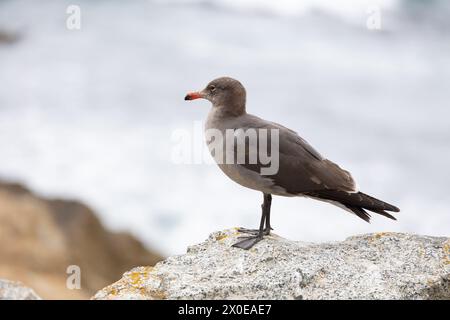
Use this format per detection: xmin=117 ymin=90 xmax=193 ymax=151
xmin=209 ymin=85 xmax=216 ymax=92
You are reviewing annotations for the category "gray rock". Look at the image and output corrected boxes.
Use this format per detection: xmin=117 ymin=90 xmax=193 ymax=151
xmin=93 ymin=229 xmax=450 ymax=300
xmin=0 ymin=279 xmax=41 ymax=300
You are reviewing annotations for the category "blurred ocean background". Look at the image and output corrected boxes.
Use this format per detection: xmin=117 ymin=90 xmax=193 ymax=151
xmin=0 ymin=0 xmax=449 ymax=255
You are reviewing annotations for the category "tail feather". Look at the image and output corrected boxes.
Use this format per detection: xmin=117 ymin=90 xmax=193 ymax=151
xmin=306 ymin=190 xmax=400 ymax=222
xmin=345 ymin=205 xmax=371 ymax=222
xmin=369 ymin=209 xmax=397 ymax=221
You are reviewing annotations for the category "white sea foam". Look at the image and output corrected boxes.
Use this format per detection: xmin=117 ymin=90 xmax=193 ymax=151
xmin=0 ymin=0 xmax=449 ymax=254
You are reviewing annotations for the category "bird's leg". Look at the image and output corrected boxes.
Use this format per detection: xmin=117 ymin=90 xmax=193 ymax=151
xmin=237 ymin=193 xmax=273 ymax=235
xmin=233 ymin=193 xmax=271 ymax=250
xmin=263 ymin=193 xmax=272 ymax=235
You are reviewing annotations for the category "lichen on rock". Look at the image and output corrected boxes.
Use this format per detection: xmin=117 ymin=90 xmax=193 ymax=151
xmin=93 ymin=229 xmax=450 ymax=300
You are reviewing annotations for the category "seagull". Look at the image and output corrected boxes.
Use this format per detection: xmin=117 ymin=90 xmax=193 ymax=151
xmin=185 ymin=77 xmax=400 ymax=250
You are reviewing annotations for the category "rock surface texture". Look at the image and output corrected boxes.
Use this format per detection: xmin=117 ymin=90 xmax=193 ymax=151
xmin=94 ymin=229 xmax=450 ymax=300
xmin=0 ymin=279 xmax=41 ymax=300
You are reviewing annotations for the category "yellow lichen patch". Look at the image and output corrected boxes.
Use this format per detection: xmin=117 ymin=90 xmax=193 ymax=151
xmin=443 ymin=241 xmax=450 ymax=265
xmin=417 ymin=245 xmax=425 ymax=258
xmin=92 ymin=278 xmax=129 ymax=299
xmin=92 ymin=266 xmax=166 ymax=299
xmin=128 ymin=267 xmax=166 ymax=300
xmin=128 ymin=266 xmax=155 ymax=288
xmin=367 ymin=232 xmax=398 ymax=245
xmin=110 ymin=288 xmax=118 ymax=296
xmin=373 ymin=232 xmax=390 ymax=240
xmin=215 ymin=233 xmax=228 ymax=241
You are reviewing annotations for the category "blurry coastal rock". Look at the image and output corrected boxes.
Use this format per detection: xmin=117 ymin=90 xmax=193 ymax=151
xmin=0 ymin=29 xmax=20 ymax=44
xmin=94 ymin=229 xmax=450 ymax=300
xmin=0 ymin=181 xmax=162 ymax=299
xmin=0 ymin=279 xmax=41 ymax=300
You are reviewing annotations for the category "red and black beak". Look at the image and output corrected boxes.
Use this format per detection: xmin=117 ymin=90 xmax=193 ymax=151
xmin=184 ymin=91 xmax=204 ymax=101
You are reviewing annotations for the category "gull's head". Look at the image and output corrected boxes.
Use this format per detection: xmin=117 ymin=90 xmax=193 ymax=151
xmin=185 ymin=77 xmax=246 ymax=116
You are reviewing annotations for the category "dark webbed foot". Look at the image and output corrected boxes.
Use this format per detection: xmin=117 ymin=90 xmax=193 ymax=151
xmin=232 ymin=235 xmax=263 ymax=250
xmin=233 ymin=193 xmax=273 ymax=250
